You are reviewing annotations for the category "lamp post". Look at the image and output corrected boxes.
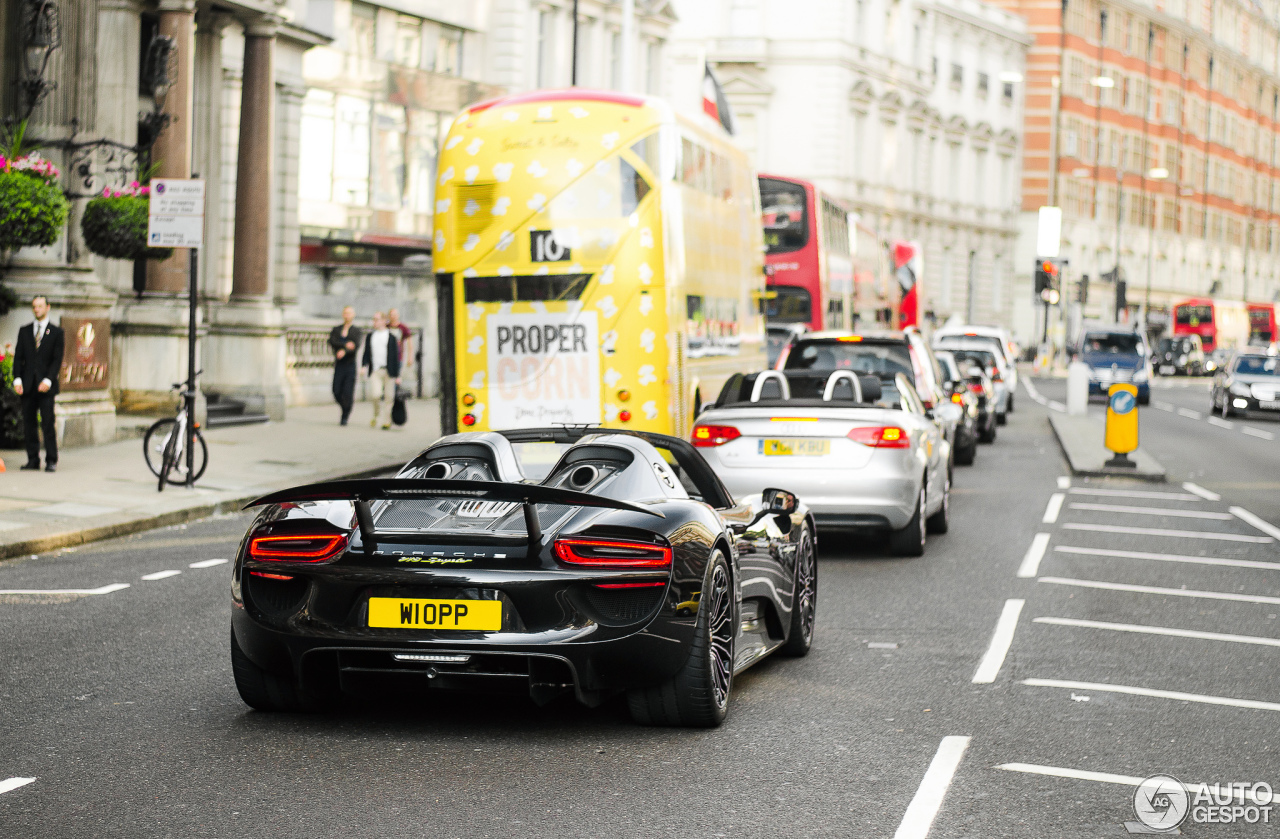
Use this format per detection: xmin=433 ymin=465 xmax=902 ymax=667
xmin=1144 ymin=167 xmax=1169 ymax=329
xmin=18 ymin=0 xmax=61 ymax=121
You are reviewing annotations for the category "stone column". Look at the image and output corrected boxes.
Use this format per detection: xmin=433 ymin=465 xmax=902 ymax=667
xmin=231 ymin=20 xmax=277 ymax=298
xmin=145 ymin=0 xmax=197 ymax=294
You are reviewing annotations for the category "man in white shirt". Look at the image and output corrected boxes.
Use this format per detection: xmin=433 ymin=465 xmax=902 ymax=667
xmin=361 ymin=311 xmax=401 ymax=429
xmin=12 ymin=295 xmax=65 ymax=471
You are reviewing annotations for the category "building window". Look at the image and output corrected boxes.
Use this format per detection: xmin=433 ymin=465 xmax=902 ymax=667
xmin=1002 ymin=81 xmax=1014 ymax=103
xmin=610 ymin=29 xmax=622 ymax=89
xmin=977 ymin=72 xmax=989 ymax=97
xmin=394 ymin=15 xmax=422 ymax=68
xmin=951 ymin=63 xmax=963 ymax=88
xmin=536 ymin=9 xmax=556 ymax=88
xmin=350 ymin=2 xmax=377 ymax=66
xmin=436 ymin=25 xmax=463 ymax=76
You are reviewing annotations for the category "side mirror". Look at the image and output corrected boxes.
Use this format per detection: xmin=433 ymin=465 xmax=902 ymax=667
xmin=762 ymin=488 xmax=798 ymax=516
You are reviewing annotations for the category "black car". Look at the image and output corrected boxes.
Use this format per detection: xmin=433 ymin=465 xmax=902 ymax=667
xmin=1211 ymin=351 xmax=1280 ymax=418
xmin=1155 ymin=335 xmax=1206 ymax=376
xmin=933 ymin=350 xmax=982 ymax=464
xmin=230 ymin=428 xmax=817 ymax=727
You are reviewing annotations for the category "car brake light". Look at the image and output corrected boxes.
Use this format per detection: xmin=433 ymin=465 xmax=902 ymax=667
xmin=553 ymin=538 xmax=673 ymax=568
xmin=847 ymin=426 xmax=911 ymax=448
xmin=951 ymin=393 xmax=964 ymax=404
xmin=248 ymin=532 xmax=349 ymax=563
xmin=968 ymin=382 xmax=984 ymax=394
xmin=692 ymin=424 xmax=741 ymax=447
xmin=989 ymin=368 xmax=1003 ymax=382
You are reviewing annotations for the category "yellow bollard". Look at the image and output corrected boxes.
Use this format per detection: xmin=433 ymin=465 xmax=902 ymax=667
xmin=1104 ymin=383 xmax=1139 ymax=468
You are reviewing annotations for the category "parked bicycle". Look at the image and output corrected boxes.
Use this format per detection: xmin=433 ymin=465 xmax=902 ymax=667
xmin=144 ymin=379 xmax=208 ymax=491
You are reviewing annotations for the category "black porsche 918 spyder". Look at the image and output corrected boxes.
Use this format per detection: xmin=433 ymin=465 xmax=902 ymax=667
xmin=230 ymin=427 xmax=817 ymax=727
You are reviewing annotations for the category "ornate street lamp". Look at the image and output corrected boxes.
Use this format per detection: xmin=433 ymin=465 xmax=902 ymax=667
xmin=138 ymin=35 xmax=178 ymax=146
xmin=19 ymin=0 xmax=61 ymax=120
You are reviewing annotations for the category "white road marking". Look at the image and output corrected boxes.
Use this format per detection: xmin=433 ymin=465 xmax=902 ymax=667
xmin=1057 ymin=476 xmax=1071 ymax=489
xmin=1066 ymin=502 xmax=1233 ymax=520
xmin=1042 ymin=493 xmax=1065 ymax=524
xmin=1207 ymin=416 xmax=1234 ymax=429
xmin=1047 ymin=400 xmax=1067 ymax=412
xmin=140 ymin=570 xmax=181 ymax=581
xmin=1230 ymin=506 xmax=1280 ymax=541
xmin=1177 ymin=407 xmax=1202 ymax=419
xmin=1034 ymin=616 xmax=1280 ymax=649
xmin=1242 ymin=426 xmax=1275 ymax=440
xmin=1055 ymin=544 xmax=1280 ymax=572
xmin=1038 ymin=576 xmax=1280 ymax=606
xmin=1023 ymin=379 xmax=1047 ymax=405
xmin=1154 ymin=401 xmax=1175 ymax=412
xmin=893 ymin=736 xmax=971 ymax=839
xmin=1068 ymin=487 xmax=1199 ymax=501
xmin=1182 ymin=481 xmax=1221 ymax=501
xmin=1061 ymin=522 xmax=1271 ymax=543
xmin=1023 ymin=678 xmax=1280 ymax=713
xmin=1017 ymin=534 xmax=1051 ymax=579
xmin=189 ymin=558 xmax=228 ymax=569
xmin=996 ymin=764 xmax=1274 ymax=803
xmin=0 ymin=778 xmax=36 ymax=795
xmin=0 ymin=583 xmax=129 ymax=596
xmin=972 ymin=600 xmax=1025 ymax=684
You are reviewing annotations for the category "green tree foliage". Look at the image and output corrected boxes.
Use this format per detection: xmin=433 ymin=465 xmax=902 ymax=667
xmin=0 ymin=170 xmax=68 ymax=252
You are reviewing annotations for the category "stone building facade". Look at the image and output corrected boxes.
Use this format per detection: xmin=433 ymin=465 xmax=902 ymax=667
xmin=670 ymin=0 xmax=1033 ymax=340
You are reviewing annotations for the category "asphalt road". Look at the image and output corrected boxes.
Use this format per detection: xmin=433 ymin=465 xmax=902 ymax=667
xmin=1 ymin=383 xmax=1277 ymax=838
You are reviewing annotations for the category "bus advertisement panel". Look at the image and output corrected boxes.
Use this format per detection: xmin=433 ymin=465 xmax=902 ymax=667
xmin=1248 ymin=303 xmax=1276 ymax=344
xmin=433 ymin=89 xmax=766 ymax=438
xmin=1172 ymin=298 xmax=1249 ymax=353
xmin=759 ymin=175 xmax=852 ymax=331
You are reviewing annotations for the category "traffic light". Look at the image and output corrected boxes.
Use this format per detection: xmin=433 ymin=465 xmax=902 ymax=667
xmin=1077 ymin=273 xmax=1090 ymax=304
xmin=1034 ymin=259 xmax=1060 ymax=295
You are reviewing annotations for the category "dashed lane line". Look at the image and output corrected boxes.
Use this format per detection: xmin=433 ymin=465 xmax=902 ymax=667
xmin=1066 ymin=502 xmax=1234 ymax=520
xmin=972 ymin=600 xmax=1025 ymax=684
xmin=1034 ymin=616 xmax=1280 ymax=649
xmin=1017 ymin=534 xmax=1051 ymax=579
xmin=1230 ymin=506 xmax=1280 ymax=541
xmin=1067 ymin=487 xmax=1199 ymax=501
xmin=1038 ymin=576 xmax=1280 ymax=606
xmin=140 ymin=570 xmax=182 ymax=581
xmin=1207 ymin=416 xmax=1235 ymax=429
xmin=1182 ymin=482 xmax=1221 ymax=501
xmin=0 ymin=583 xmax=129 ymax=596
xmin=1022 ymin=678 xmax=1280 ymax=713
xmin=997 ymin=764 xmax=1274 ymax=803
xmin=893 ymin=736 xmax=971 ymax=839
xmin=1153 ymin=401 xmax=1175 ymax=412
xmin=189 ymin=558 xmax=228 ymax=569
xmin=1061 ymin=522 xmax=1272 ymax=543
xmin=1242 ymin=426 xmax=1275 ymax=440
xmin=0 ymin=778 xmax=36 ymax=796
xmin=1055 ymin=545 xmax=1280 ymax=572
xmin=1177 ymin=408 xmax=1203 ymax=419
xmin=1042 ymin=493 xmax=1065 ymax=524
xmin=1057 ymin=476 xmax=1071 ymax=489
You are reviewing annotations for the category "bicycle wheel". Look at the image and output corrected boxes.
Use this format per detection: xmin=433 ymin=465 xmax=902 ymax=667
xmin=143 ymin=419 xmax=177 ymax=479
xmin=157 ymin=427 xmax=179 ymax=491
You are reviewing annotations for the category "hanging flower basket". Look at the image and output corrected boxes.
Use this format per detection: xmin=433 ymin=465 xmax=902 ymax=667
xmin=0 ymin=153 xmax=69 ymax=253
xmin=81 ymin=182 xmax=173 ymax=261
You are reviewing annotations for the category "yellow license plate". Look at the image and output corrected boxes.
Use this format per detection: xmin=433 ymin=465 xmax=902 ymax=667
xmin=761 ymin=438 xmax=830 ymax=456
xmin=368 ymin=598 xmax=502 ymax=630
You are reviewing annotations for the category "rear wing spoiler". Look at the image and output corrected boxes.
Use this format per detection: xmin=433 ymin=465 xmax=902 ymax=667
xmin=245 ymin=478 xmax=663 ymax=554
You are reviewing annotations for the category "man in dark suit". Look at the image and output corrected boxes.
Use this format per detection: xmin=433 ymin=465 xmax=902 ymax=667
xmin=12 ymin=295 xmax=64 ymax=472
xmin=328 ymin=305 xmax=362 ymax=425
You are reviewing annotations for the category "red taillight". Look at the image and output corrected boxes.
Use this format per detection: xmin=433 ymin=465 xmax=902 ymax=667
xmin=989 ymin=368 xmax=1003 ymax=382
xmin=249 ymin=571 xmax=296 ymax=580
xmin=619 ymin=410 xmax=632 ymax=422
xmin=847 ymin=426 xmax=911 ymax=449
xmin=950 ymin=392 xmax=964 ymax=404
xmin=692 ymin=424 xmax=741 ymax=447
xmin=248 ymin=532 xmax=349 ymax=563
xmin=461 ymin=413 xmax=477 ymax=426
xmin=553 ymin=538 xmax=673 ymax=568
xmin=968 ymin=382 xmax=984 ymax=394
xmin=594 ymin=581 xmax=667 ymax=589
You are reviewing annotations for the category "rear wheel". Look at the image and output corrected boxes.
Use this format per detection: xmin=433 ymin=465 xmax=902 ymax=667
xmin=956 ymin=435 xmax=977 ymax=465
xmin=779 ymin=524 xmax=816 ymax=657
xmin=979 ymin=415 xmax=997 ymax=443
xmin=996 ymin=411 xmax=1008 ymax=426
xmin=926 ymin=470 xmax=951 ymax=534
xmin=628 ymin=551 xmax=735 ymax=727
xmin=1007 ymin=392 xmax=1015 ymax=413
xmin=231 ymin=628 xmax=333 ymax=712
xmin=888 ymin=485 xmax=927 ymax=557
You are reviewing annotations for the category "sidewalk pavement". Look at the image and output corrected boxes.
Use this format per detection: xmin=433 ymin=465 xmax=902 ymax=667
xmin=0 ymin=399 xmax=441 ymax=560
xmin=1046 ymin=411 xmax=1167 ymax=482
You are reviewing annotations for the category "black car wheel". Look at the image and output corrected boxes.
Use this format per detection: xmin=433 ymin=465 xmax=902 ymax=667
xmin=956 ymin=434 xmax=977 ymax=465
xmin=996 ymin=411 xmax=1008 ymax=426
xmin=231 ymin=629 xmax=334 ymax=713
xmin=979 ymin=415 xmax=997 ymax=443
xmin=628 ymin=550 xmax=735 ymax=727
xmin=779 ymin=524 xmax=816 ymax=657
xmin=1007 ymin=392 xmax=1015 ymax=413
xmin=889 ymin=485 xmax=927 ymax=557
xmin=926 ymin=470 xmax=950 ymax=535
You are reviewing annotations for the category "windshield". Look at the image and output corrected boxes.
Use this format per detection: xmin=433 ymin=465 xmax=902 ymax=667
xmin=1083 ymin=333 xmax=1142 ymax=355
xmin=766 ymin=286 xmax=812 ymax=323
xmin=934 ymin=353 xmax=960 ymax=382
xmin=760 ymin=177 xmax=809 ymax=254
xmin=1175 ymin=304 xmax=1212 ymax=326
xmin=942 ymin=348 xmax=997 ymax=372
xmin=783 ymin=340 xmax=912 ymax=378
xmin=1234 ymin=356 xmax=1280 ymax=376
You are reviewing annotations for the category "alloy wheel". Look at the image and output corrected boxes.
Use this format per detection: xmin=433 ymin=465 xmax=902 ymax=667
xmin=706 ymin=563 xmax=734 ymax=709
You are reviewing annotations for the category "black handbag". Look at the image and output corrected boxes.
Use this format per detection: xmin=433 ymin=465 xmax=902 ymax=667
xmin=391 ymin=386 xmax=408 ymax=426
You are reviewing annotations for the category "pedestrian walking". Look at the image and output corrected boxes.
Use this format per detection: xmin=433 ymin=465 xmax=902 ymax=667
xmin=12 ymin=295 xmax=64 ymax=472
xmin=388 ymin=308 xmax=413 ymax=370
xmin=361 ymin=311 xmax=401 ymax=429
xmin=329 ymin=305 xmax=362 ymax=425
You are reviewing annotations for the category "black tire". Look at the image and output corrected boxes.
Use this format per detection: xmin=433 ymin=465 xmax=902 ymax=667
xmin=888 ymin=485 xmax=927 ymax=557
xmin=157 ymin=428 xmax=179 ymax=491
xmin=926 ymin=469 xmax=950 ymax=534
xmin=231 ymin=628 xmax=332 ymax=712
xmin=956 ymin=437 xmax=977 ymax=465
xmin=779 ymin=524 xmax=816 ymax=657
xmin=996 ymin=411 xmax=1008 ymax=426
xmin=1138 ymin=393 xmax=1150 ymax=406
xmin=979 ymin=416 xmax=997 ymax=443
xmin=1007 ymin=392 xmax=1015 ymax=413
xmin=628 ymin=550 xmax=735 ymax=727
xmin=144 ymin=419 xmax=209 ymax=484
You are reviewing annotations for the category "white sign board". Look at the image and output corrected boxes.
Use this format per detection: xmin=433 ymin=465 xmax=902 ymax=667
xmin=1036 ymin=206 xmax=1062 ymax=258
xmin=147 ymin=179 xmax=205 ymax=248
xmin=486 ymin=310 xmax=601 ymax=428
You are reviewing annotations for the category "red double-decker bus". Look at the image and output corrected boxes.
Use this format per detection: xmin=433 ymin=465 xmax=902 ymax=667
xmin=759 ymin=175 xmax=852 ymax=331
xmin=1248 ymin=302 xmax=1277 ymax=344
xmin=1172 ymin=298 xmax=1250 ymax=353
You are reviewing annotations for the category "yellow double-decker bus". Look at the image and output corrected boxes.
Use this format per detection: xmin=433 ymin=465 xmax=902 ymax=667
xmin=433 ymin=89 xmax=765 ymax=437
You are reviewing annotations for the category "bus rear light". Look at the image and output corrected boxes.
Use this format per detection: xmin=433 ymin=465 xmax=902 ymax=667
xmin=617 ymin=389 xmax=631 ymax=402
xmin=619 ymin=410 xmax=632 ymax=422
xmin=248 ymin=532 xmax=349 ymax=563
xmin=462 ymin=413 xmax=477 ymax=426
xmin=692 ymin=424 xmax=741 ymax=447
xmin=847 ymin=426 xmax=911 ymax=449
xmin=461 ymin=393 xmax=476 ymax=406
xmin=554 ymin=538 xmax=673 ymax=568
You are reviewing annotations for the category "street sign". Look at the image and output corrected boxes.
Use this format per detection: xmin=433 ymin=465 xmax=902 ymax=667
xmin=1105 ymin=383 xmax=1139 ymax=467
xmin=1036 ymin=206 xmax=1062 ymax=258
xmin=147 ymin=178 xmax=205 ymax=249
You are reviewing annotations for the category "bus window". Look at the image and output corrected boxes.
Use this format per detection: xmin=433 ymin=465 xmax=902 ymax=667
xmin=464 ymin=273 xmax=591 ymax=303
xmin=766 ymin=286 xmax=812 ymax=323
xmin=547 ymin=154 xmax=651 ymax=220
xmin=1175 ymin=304 xmax=1212 ymax=326
xmin=760 ymin=178 xmax=808 ymax=253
